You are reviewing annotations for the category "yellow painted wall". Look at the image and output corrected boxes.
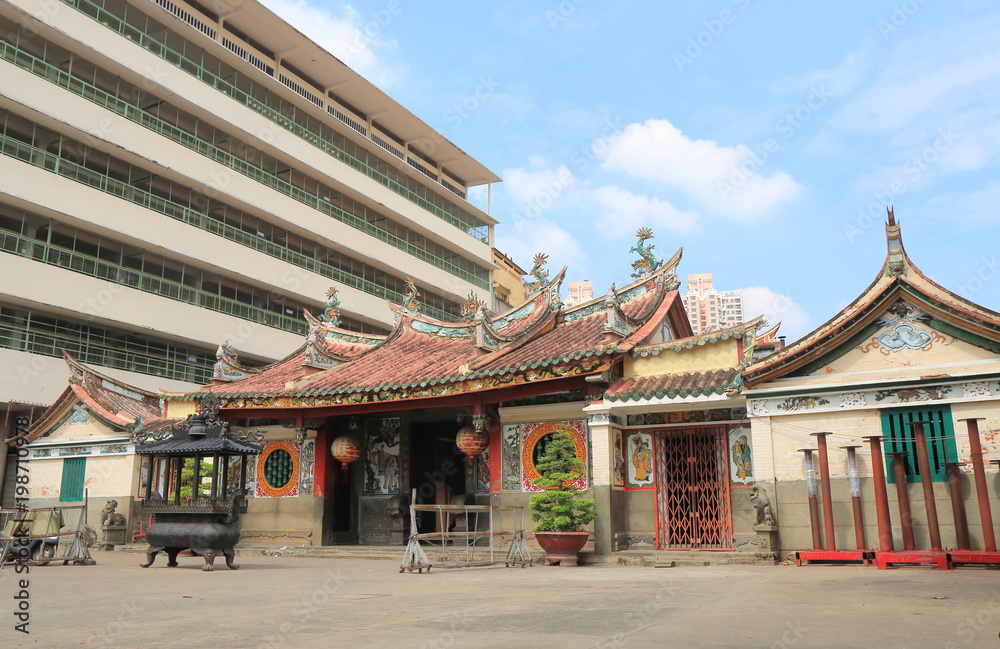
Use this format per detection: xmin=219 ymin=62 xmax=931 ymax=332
xmin=165 ymin=399 xmax=198 ymax=419
xmin=625 ymin=338 xmax=738 ymax=377
xmin=817 ymin=331 xmax=995 ymax=378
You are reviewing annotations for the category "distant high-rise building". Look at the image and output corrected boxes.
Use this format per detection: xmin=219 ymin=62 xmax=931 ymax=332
xmin=565 ymin=281 xmax=595 ymax=307
xmin=683 ymin=273 xmax=744 ymax=335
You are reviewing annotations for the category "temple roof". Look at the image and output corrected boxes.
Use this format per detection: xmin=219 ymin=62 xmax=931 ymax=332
xmin=604 ymin=368 xmax=741 ymax=402
xmin=14 ymin=353 xmax=165 ymax=444
xmin=600 ymin=317 xmax=764 ymax=404
xmin=744 ymin=209 xmax=1000 ymax=385
xmin=182 ymin=239 xmax=689 ymax=409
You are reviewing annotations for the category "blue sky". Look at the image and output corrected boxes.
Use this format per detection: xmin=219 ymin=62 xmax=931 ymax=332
xmin=262 ymin=0 xmax=1000 ymax=342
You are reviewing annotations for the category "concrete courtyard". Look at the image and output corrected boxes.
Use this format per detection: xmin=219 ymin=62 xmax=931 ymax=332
xmin=1 ymin=549 xmax=997 ymax=649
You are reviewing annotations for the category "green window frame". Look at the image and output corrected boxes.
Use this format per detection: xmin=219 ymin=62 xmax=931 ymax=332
xmin=59 ymin=457 xmax=87 ymax=501
xmin=881 ymin=406 xmax=957 ymax=483
xmin=263 ymin=449 xmax=293 ymax=490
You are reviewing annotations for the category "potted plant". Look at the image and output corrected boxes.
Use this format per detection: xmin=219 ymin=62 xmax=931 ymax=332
xmin=529 ymin=430 xmax=598 ymax=566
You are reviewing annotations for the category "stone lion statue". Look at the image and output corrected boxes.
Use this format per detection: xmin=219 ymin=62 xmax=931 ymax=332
xmin=748 ymin=485 xmax=775 ymax=526
xmin=100 ymin=500 xmax=126 ymax=528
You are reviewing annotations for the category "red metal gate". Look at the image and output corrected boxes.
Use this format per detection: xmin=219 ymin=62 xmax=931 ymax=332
xmin=653 ymin=427 xmax=733 ymax=550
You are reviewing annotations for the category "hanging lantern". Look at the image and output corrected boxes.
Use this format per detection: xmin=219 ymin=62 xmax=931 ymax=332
xmin=456 ymin=424 xmax=489 ymax=458
xmin=331 ymin=434 xmax=361 ymax=470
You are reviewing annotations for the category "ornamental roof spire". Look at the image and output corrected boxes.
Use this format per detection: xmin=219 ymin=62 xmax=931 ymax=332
xmin=320 ymin=287 xmax=342 ymax=327
xmin=884 ymin=206 xmax=909 ymax=276
xmin=401 ymin=277 xmax=422 ymax=314
xmin=630 ymin=227 xmax=662 ymax=279
xmin=526 ymin=253 xmax=550 ymax=294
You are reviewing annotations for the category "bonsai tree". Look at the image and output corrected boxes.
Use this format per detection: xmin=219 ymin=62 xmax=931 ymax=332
xmin=528 ymin=431 xmax=598 ymax=532
xmin=180 ymin=458 xmax=214 ymax=501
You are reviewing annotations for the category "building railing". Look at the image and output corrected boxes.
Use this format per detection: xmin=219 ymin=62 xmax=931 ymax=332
xmin=0 ymin=308 xmax=214 ymax=384
xmin=0 ymin=122 xmax=461 ymax=323
xmin=58 ymin=0 xmax=490 ymax=244
xmin=0 ymin=230 xmax=309 ymax=336
xmin=0 ymin=38 xmax=489 ymax=294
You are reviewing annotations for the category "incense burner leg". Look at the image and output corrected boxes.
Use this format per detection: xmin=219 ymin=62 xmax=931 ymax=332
xmin=166 ymin=548 xmax=182 ymax=567
xmin=201 ymin=549 xmax=218 ymax=572
xmin=224 ymin=548 xmax=239 ymax=570
xmin=140 ymin=546 xmax=164 ymax=568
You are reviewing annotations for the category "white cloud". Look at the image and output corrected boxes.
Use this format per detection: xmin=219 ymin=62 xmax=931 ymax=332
xmin=590 ymin=185 xmax=699 ymax=238
xmin=740 ymin=286 xmax=813 ymax=343
xmin=259 ymin=0 xmax=403 ymax=89
xmin=601 ymin=119 xmax=802 ymax=219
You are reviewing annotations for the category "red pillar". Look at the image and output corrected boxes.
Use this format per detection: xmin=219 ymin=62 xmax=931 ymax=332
xmin=908 ymin=421 xmax=942 ymax=552
xmin=811 ymin=432 xmax=837 ymax=552
xmin=960 ymin=418 xmax=997 ymax=552
xmin=888 ymin=452 xmax=915 ymax=551
xmin=488 ymin=411 xmax=502 ymax=493
xmin=313 ymin=423 xmax=333 ymax=498
xmin=863 ymin=435 xmax=894 ymax=552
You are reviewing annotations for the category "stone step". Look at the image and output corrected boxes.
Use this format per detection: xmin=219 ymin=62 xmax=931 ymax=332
xmin=114 ymin=543 xmax=755 ymax=566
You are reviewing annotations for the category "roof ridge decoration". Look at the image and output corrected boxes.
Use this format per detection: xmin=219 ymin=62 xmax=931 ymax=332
xmin=63 ymin=351 xmax=159 ymax=399
xmin=474 ymin=304 xmax=515 ymax=352
xmin=320 ymin=286 xmax=343 ymax=327
xmin=212 ymin=340 xmax=263 ymax=382
xmin=526 ymin=253 xmax=550 ymax=294
xmin=630 ymin=227 xmax=663 ymax=279
xmin=303 ymin=324 xmax=344 ymax=370
xmin=600 ymin=283 xmax=639 ymax=341
xmin=401 ymin=277 xmax=422 ymax=315
xmin=883 ymin=206 xmax=908 ymax=276
xmin=461 ymin=291 xmax=488 ymax=321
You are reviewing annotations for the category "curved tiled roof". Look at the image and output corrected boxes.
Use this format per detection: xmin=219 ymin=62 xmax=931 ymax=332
xmin=188 ymin=247 xmax=685 ymax=406
xmin=604 ymin=368 xmax=741 ymax=402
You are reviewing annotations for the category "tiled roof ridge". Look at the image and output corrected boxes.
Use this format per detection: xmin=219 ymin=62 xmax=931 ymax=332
xmin=467 ymin=303 xmax=560 ymax=371
xmin=603 ymin=367 xmax=741 ymax=402
xmin=630 ymin=315 xmax=765 ymax=357
xmin=284 ymin=342 xmax=618 ymax=399
xmin=63 ymin=351 xmax=160 ymax=399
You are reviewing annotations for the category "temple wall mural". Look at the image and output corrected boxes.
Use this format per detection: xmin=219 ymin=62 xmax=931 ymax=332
xmin=501 ymin=423 xmax=522 ymax=491
xmin=728 ymin=424 xmax=753 ymax=485
xmin=625 ymin=432 xmax=653 ymax=489
xmin=364 ymin=417 xmax=402 ymax=495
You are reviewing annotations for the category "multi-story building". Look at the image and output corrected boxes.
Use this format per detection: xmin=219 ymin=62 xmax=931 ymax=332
xmin=564 ymin=280 xmax=594 ymax=308
xmin=682 ymin=273 xmax=744 ymax=335
xmin=0 ymin=0 xmax=500 ymax=431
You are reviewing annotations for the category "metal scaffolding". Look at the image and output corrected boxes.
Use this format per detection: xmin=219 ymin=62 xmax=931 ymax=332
xmin=400 ymin=497 xmax=532 ymax=573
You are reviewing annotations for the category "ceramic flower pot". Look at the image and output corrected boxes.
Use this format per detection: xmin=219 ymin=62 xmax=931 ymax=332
xmin=533 ymin=531 xmax=590 ymax=566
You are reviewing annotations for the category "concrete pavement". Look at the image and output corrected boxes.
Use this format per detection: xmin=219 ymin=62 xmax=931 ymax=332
xmin=1 ymin=549 xmax=997 ymax=649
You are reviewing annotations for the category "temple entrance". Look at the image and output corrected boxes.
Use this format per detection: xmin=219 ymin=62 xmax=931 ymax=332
xmin=409 ymin=420 xmax=466 ymax=534
xmin=326 ymin=458 xmax=354 ymax=544
xmin=653 ymin=426 xmax=733 ymax=550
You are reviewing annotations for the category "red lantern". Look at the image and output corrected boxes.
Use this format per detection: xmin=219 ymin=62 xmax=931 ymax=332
xmin=331 ymin=434 xmax=361 ymax=470
xmin=456 ymin=424 xmax=489 ymax=457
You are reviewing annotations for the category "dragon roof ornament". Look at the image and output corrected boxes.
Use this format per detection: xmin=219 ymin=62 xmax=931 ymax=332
xmin=526 ymin=253 xmax=550 ymax=294
xmin=630 ymin=227 xmax=663 ymax=279
xmin=401 ymin=277 xmax=422 ymax=315
xmin=320 ymin=286 xmax=342 ymax=327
